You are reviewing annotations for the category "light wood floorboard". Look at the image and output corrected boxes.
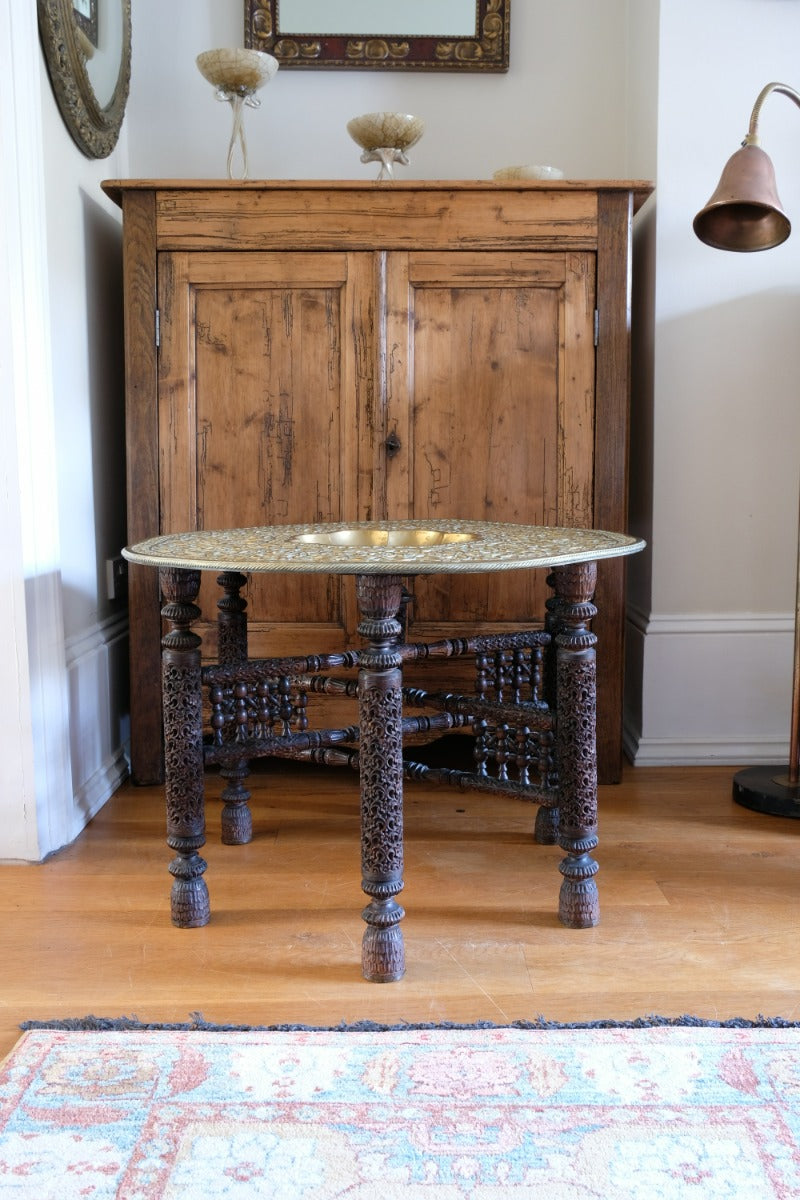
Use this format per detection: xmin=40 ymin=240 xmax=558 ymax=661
xmin=1 ymin=761 xmax=799 ymax=1057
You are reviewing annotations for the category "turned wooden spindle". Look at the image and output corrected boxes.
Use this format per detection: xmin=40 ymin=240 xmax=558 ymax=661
xmin=216 ymin=571 xmax=252 ymax=845
xmin=552 ymin=561 xmax=599 ymax=928
xmin=356 ymin=573 xmax=406 ymax=982
xmin=216 ymin=570 xmax=248 ymax=661
xmin=160 ymin=567 xmax=209 ymax=927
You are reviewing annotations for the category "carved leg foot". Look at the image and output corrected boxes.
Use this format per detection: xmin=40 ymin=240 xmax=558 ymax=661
xmin=220 ymin=759 xmax=252 ymax=845
xmin=361 ymin=893 xmax=406 ymax=983
xmin=551 ymin=561 xmax=599 ymax=929
xmin=558 ymin=835 xmax=600 ymax=928
xmin=168 ymin=852 xmax=210 ymax=928
xmin=161 ymin=567 xmax=210 ymax=928
xmin=357 ymin=574 xmax=406 ymax=982
xmin=534 ymin=805 xmax=560 ymax=845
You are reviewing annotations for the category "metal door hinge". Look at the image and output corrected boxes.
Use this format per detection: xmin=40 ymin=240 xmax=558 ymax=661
xmin=594 ymin=309 xmax=599 ymax=347
xmin=155 ymin=309 xmax=161 ymax=348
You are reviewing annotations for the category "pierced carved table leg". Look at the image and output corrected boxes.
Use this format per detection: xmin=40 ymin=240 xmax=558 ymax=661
xmin=357 ymin=573 xmax=405 ymax=982
xmin=216 ymin=571 xmax=252 ymax=845
xmin=160 ymin=567 xmax=209 ymax=928
xmin=553 ymin=561 xmax=599 ymax=929
xmin=534 ymin=581 xmax=563 ymax=845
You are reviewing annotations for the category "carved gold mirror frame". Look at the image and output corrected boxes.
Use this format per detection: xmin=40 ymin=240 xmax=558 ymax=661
xmin=244 ymin=1 xmax=510 ymax=71
xmin=38 ymin=0 xmax=132 ymax=158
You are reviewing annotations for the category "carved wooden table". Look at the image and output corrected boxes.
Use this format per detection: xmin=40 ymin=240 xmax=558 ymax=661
xmin=123 ymin=520 xmax=644 ymax=983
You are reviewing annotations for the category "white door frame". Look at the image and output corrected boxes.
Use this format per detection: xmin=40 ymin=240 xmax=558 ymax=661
xmin=0 ymin=0 xmax=73 ymax=860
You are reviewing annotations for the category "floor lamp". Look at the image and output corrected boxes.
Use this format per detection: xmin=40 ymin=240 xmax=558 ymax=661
xmin=694 ymin=81 xmax=800 ymax=817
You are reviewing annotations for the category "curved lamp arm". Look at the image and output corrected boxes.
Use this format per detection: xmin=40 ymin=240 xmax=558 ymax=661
xmin=743 ymin=81 xmax=800 ymax=146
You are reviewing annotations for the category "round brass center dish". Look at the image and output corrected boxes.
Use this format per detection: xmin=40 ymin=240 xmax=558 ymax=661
xmin=295 ymin=528 xmax=479 ymax=548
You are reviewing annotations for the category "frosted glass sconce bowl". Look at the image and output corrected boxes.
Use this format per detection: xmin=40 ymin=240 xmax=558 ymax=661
xmin=347 ymin=111 xmax=425 ymax=181
xmin=196 ymin=47 xmax=278 ymax=179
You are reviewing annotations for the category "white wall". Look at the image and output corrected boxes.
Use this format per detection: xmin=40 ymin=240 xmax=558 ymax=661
xmin=628 ymin=0 xmax=800 ymax=764
xmin=127 ymin=0 xmax=629 ymax=180
xmin=0 ymin=0 xmax=130 ymax=861
xmin=128 ymin=0 xmax=800 ymax=768
xmin=41 ymin=46 xmax=132 ymax=824
xmin=9 ymin=0 xmax=800 ymax=864
xmin=0 ymin=0 xmax=59 ymax=861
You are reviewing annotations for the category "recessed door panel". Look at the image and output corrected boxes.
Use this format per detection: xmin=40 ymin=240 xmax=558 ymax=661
xmin=384 ymin=251 xmax=596 ymax=632
xmin=158 ymin=251 xmax=373 ymax=655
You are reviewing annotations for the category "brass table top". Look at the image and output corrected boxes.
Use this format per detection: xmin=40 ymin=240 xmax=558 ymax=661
xmin=123 ymin=520 xmax=645 ymax=576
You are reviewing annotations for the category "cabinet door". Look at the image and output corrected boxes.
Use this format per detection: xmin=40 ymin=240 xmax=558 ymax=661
xmin=157 ymin=251 xmax=376 ymax=658
xmin=384 ymin=251 xmax=596 ymax=639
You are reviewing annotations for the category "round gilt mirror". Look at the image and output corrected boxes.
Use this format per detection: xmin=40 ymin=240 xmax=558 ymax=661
xmin=38 ymin=0 xmax=132 ymax=159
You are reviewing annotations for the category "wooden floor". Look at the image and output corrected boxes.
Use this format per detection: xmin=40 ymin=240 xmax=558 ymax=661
xmin=1 ymin=760 xmax=799 ymax=1058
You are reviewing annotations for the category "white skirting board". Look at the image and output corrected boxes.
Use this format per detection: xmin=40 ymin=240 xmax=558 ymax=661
xmin=64 ymin=613 xmax=130 ymax=835
xmin=624 ymin=607 xmax=795 ymax=766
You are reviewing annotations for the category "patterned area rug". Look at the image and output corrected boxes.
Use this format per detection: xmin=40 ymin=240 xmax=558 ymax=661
xmin=1 ymin=1022 xmax=800 ymax=1197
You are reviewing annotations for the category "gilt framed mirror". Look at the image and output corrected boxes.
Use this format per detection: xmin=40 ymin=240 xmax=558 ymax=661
xmin=244 ymin=0 xmax=510 ymax=71
xmin=38 ymin=0 xmax=132 ymax=158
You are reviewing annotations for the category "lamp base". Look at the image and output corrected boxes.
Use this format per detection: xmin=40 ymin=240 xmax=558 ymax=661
xmin=732 ymin=765 xmax=800 ymax=817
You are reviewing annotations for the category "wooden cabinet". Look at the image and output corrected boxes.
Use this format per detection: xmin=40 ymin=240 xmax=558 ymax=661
xmin=104 ymin=179 xmax=652 ymax=786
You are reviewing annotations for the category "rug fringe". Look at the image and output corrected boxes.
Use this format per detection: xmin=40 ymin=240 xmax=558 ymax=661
xmin=18 ymin=1013 xmax=800 ymax=1032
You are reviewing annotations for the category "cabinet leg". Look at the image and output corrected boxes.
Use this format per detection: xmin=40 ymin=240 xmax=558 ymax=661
xmin=357 ymin=574 xmax=405 ymax=982
xmin=217 ymin=571 xmax=252 ymax=845
xmin=552 ymin=561 xmax=599 ymax=929
xmin=160 ymin=568 xmax=209 ymax=928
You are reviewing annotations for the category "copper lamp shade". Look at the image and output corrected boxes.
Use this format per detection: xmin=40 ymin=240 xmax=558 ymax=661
xmin=693 ymin=143 xmax=790 ymax=251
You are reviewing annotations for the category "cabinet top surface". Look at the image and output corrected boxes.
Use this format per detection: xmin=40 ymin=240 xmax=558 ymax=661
xmin=123 ymin=520 xmax=645 ymax=576
xmin=102 ymin=178 xmax=653 ymax=211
